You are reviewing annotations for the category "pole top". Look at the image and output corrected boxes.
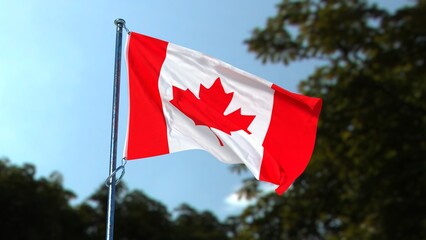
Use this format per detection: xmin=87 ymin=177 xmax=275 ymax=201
xmin=114 ymin=18 xmax=126 ymax=26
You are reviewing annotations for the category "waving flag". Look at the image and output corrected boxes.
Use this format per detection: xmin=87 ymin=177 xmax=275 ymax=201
xmin=124 ymin=32 xmax=322 ymax=194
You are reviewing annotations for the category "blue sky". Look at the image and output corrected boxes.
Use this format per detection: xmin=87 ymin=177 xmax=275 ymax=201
xmin=0 ymin=0 xmax=407 ymax=219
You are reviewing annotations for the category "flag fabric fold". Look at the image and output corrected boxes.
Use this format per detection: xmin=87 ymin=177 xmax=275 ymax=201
xmin=124 ymin=32 xmax=322 ymax=194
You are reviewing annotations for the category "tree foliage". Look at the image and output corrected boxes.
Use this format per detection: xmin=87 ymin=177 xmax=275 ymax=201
xmin=231 ymin=0 xmax=426 ymax=239
xmin=79 ymin=183 xmax=174 ymax=240
xmin=173 ymin=203 xmax=230 ymax=240
xmin=0 ymin=158 xmax=230 ymax=239
xmin=0 ymin=159 xmax=86 ymax=240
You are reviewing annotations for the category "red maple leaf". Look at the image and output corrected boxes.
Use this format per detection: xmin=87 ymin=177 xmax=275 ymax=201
xmin=170 ymin=77 xmax=256 ymax=146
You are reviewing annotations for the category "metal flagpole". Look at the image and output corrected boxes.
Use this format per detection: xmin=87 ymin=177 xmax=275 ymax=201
xmin=105 ymin=18 xmax=125 ymax=240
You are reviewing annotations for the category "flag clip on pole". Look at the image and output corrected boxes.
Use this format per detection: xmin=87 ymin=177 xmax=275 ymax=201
xmin=105 ymin=18 xmax=126 ymax=240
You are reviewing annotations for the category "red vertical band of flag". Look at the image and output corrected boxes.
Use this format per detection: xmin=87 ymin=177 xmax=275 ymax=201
xmin=126 ymin=33 xmax=170 ymax=159
xmin=260 ymin=84 xmax=322 ymax=194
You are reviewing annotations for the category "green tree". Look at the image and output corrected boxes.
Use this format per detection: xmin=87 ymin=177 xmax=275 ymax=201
xmin=0 ymin=158 xmax=87 ymax=240
xmin=173 ymin=203 xmax=230 ymax=240
xmin=116 ymin=189 xmax=174 ymax=240
xmin=80 ymin=183 xmax=174 ymax=240
xmin=231 ymin=0 xmax=426 ymax=239
xmin=0 ymin=158 xmax=230 ymax=239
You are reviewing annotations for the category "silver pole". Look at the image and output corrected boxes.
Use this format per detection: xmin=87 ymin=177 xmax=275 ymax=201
xmin=106 ymin=18 xmax=125 ymax=240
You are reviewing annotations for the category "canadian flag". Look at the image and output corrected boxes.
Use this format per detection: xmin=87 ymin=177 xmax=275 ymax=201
xmin=124 ymin=32 xmax=322 ymax=194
